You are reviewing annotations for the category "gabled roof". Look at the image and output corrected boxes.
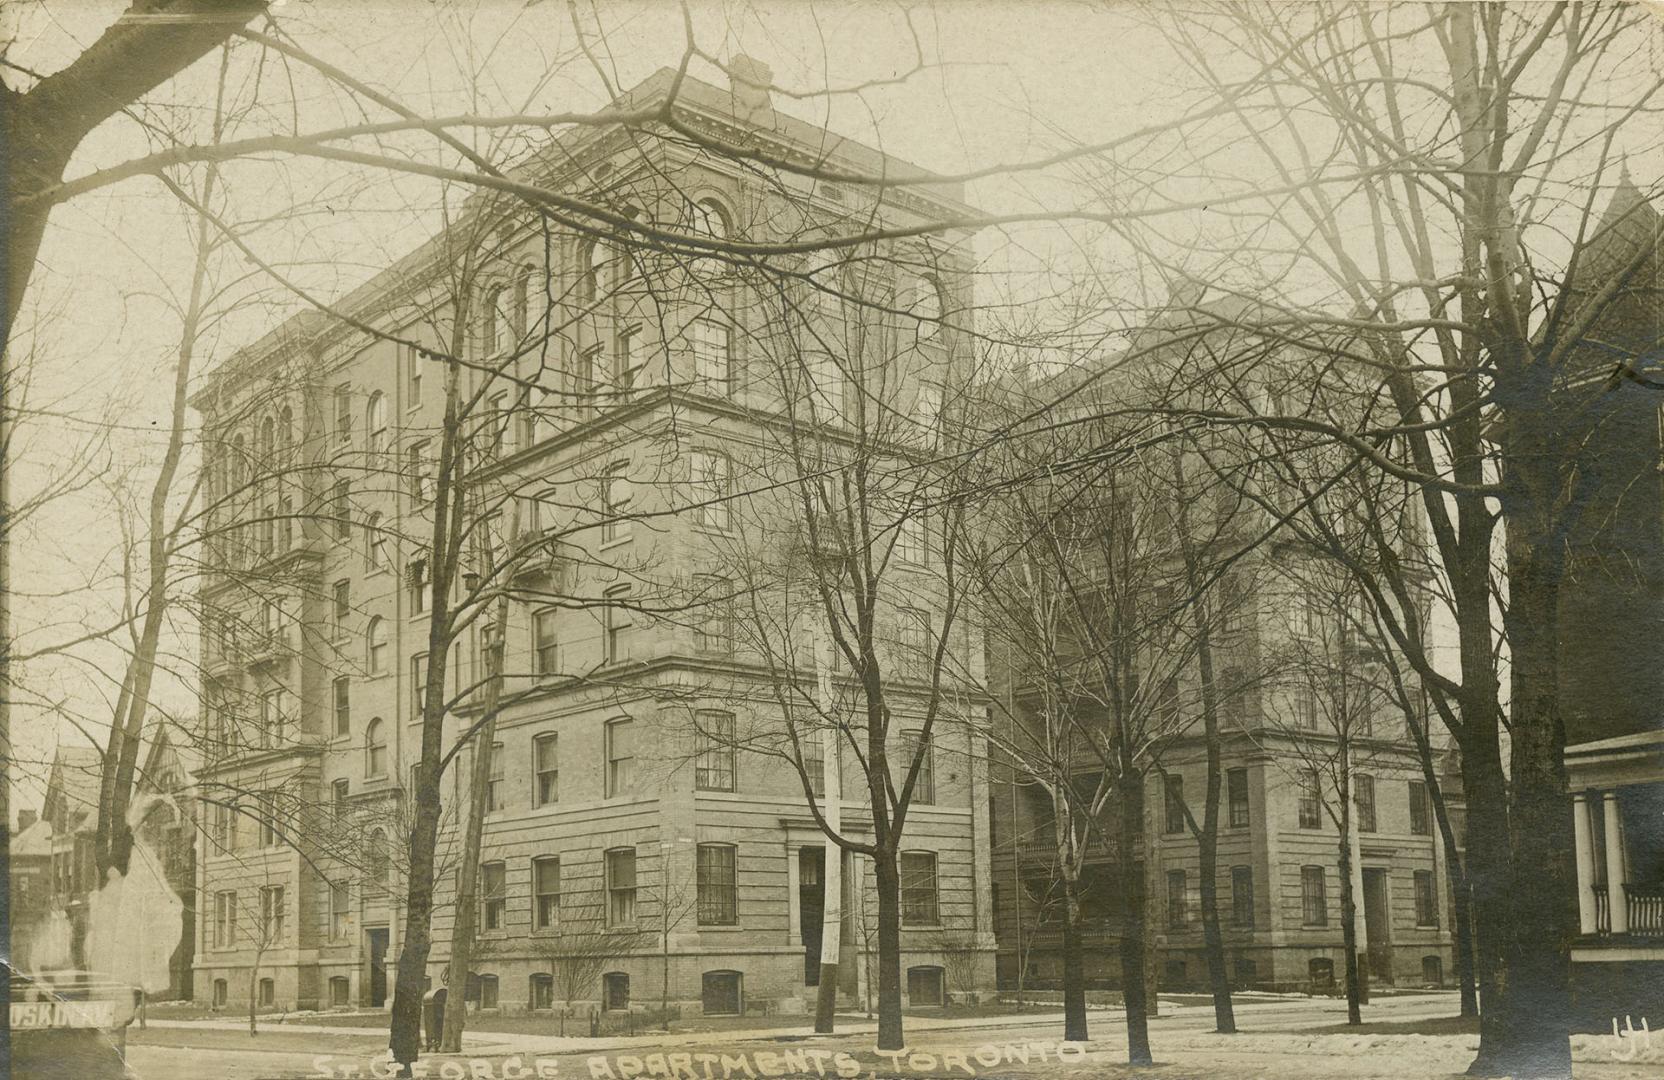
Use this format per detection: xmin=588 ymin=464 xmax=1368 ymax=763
xmin=11 ymin=817 xmax=53 ymax=859
xmin=42 ymin=745 xmax=104 ymax=834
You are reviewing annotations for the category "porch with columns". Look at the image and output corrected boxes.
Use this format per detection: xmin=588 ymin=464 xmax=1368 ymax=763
xmin=1567 ymin=731 xmax=1664 ymax=944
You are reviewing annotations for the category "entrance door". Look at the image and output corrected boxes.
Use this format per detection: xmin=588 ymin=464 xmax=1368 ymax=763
xmin=367 ymin=928 xmax=390 ymax=1007
xmin=1361 ymin=869 xmax=1393 ymax=984
xmin=799 ymin=847 xmax=825 ymax=985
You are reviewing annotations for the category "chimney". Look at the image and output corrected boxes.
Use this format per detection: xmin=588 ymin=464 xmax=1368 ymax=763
xmin=18 ymin=809 xmax=37 ymax=832
xmin=726 ymin=54 xmax=774 ymax=124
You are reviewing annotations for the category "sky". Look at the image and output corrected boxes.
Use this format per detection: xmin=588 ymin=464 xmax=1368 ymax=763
xmin=7 ymin=0 xmax=1662 ymax=807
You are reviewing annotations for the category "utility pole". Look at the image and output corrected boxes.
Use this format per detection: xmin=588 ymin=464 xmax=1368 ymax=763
xmin=813 ymin=624 xmax=842 ymax=1034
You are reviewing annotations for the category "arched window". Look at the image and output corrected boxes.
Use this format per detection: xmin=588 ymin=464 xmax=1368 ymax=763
xmin=278 ymin=405 xmax=294 ymax=460
xmin=693 ymin=198 xmax=730 ymax=241
xmin=366 ymin=392 xmax=388 ymax=458
xmin=910 ymin=274 xmax=944 ymax=341
xmin=578 ymin=239 xmax=607 ymax=306
xmin=365 ymin=512 xmax=388 ymax=570
xmin=365 ymin=718 xmax=388 ymax=777
xmin=366 ymin=618 xmax=388 ymax=675
xmin=482 ymin=285 xmax=506 ymax=353
xmin=260 ymin=415 xmax=276 ymax=467
xmin=231 ymin=434 xmax=248 ymax=490
xmin=512 ymin=265 xmax=534 ymax=339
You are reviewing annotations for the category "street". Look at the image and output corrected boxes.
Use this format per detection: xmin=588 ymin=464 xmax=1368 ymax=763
xmin=121 ymin=994 xmax=1664 ymax=1080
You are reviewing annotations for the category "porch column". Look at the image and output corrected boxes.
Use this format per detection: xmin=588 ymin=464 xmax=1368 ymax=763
xmin=1571 ymin=792 xmax=1597 ymax=935
xmin=1603 ymin=791 xmax=1627 ymax=934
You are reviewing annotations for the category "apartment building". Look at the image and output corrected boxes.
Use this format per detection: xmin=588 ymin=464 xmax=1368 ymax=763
xmin=984 ymin=311 xmax=1457 ymax=994
xmin=191 ymin=60 xmax=994 ymax=1016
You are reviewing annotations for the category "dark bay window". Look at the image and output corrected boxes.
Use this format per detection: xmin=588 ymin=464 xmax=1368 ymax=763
xmin=1231 ymin=865 xmax=1254 ymax=928
xmin=696 ymin=843 xmax=738 ymax=925
xmin=1227 ymin=767 xmax=1249 ymax=828
xmin=481 ymin=861 xmax=506 ymax=930
xmin=1298 ymin=770 xmax=1322 ymax=829
xmin=534 ymin=856 xmax=560 ymax=930
xmin=1301 ymin=865 xmax=1327 ymax=926
xmin=1167 ymin=869 xmax=1188 ymax=929
xmin=1414 ymin=869 xmax=1439 ymax=927
xmin=1355 ymin=773 xmax=1376 ymax=833
xmin=695 ymin=711 xmax=736 ymax=792
xmin=534 ymin=734 xmax=558 ymax=806
xmin=900 ymin=851 xmax=939 ymax=926
xmin=606 ymin=847 xmax=637 ymax=926
xmin=1409 ymin=780 xmax=1431 ymax=836
xmin=1164 ymin=775 xmax=1186 ymax=834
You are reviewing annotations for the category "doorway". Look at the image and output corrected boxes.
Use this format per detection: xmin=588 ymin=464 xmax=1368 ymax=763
xmin=367 ymin=927 xmax=390 ymax=1007
xmin=799 ymin=847 xmax=825 ymax=985
xmin=1361 ymin=868 xmax=1392 ymax=984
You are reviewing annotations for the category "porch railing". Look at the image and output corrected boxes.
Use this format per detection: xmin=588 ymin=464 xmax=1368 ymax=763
xmin=1590 ymin=883 xmax=1664 ymax=938
xmin=1627 ymin=884 xmax=1664 ymax=937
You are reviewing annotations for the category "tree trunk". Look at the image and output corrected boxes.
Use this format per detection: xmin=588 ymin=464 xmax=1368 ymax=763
xmin=1059 ymin=871 xmax=1088 ymax=1042
xmin=1338 ymin=824 xmax=1362 ymax=1026
xmin=1118 ymin=773 xmax=1152 ymax=1066
xmin=871 ymin=850 xmax=904 ymax=1051
xmin=1494 ymin=497 xmax=1574 ymax=1079
xmin=1454 ymin=877 xmax=1479 ymax=1019
xmin=1459 ymin=729 xmax=1514 ymax=1074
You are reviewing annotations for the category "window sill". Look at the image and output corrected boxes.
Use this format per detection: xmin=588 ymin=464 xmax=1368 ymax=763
xmin=599 ymin=535 xmax=635 ymax=551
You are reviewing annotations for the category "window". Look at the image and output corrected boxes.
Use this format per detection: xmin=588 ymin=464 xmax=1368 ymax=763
xmin=487 ymin=741 xmax=504 ymax=811
xmin=410 ymin=653 xmax=428 ymax=720
xmin=529 ymin=605 xmax=555 ymax=672
xmin=408 ymin=442 xmax=431 ymax=502
xmin=260 ymin=885 xmax=285 ymax=941
xmin=259 ymin=796 xmax=280 ymax=848
xmin=1220 ymin=666 xmax=1246 ymax=725
xmin=366 ymin=392 xmax=388 ymax=459
xmin=365 ymin=718 xmax=388 ymax=777
xmin=534 ymin=734 xmax=559 ymax=806
xmin=259 ymin=978 xmax=275 ymax=1007
xmin=481 ymin=861 xmax=506 ymax=931
xmin=332 ymin=480 xmax=351 ymax=540
xmin=691 ymin=450 xmax=731 ymax=530
xmin=602 ymin=465 xmax=632 ymax=542
xmin=692 ymin=319 xmax=730 ymax=388
xmin=335 ymin=385 xmax=353 ymax=444
xmin=1159 ymin=675 xmax=1181 ymax=723
xmin=330 ymin=881 xmax=350 ymax=940
xmin=533 ymin=856 xmax=560 ymax=930
xmin=900 ymin=851 xmax=939 ymax=926
xmin=701 ymin=971 xmax=743 ymax=1016
xmin=366 ymin=512 xmax=388 ymax=570
xmin=333 ymin=779 xmax=350 ymax=815
xmin=615 ymin=327 xmax=641 ymax=390
xmin=1308 ymin=957 xmax=1335 ymax=990
xmin=1298 ymin=770 xmax=1322 ymax=829
xmin=897 ymin=730 xmax=934 ymax=805
xmin=260 ymin=689 xmax=289 ymax=749
xmin=579 ymin=239 xmax=606 ymax=306
xmin=1409 ymin=780 xmax=1432 ymax=836
xmin=1231 ymin=866 xmax=1254 ymax=928
xmin=909 ymin=274 xmax=943 ymax=341
xmin=1164 ymin=775 xmax=1186 ymax=834
xmin=895 ymin=515 xmax=927 ymax=565
xmin=214 ymin=891 xmax=237 ymax=948
xmin=605 ymin=719 xmax=634 ymax=796
xmin=331 ymin=676 xmax=351 ymax=737
xmin=530 ymin=973 xmax=554 ymax=1010
xmin=1233 ymin=956 xmax=1258 ymax=990
xmin=603 ymin=972 xmax=630 ymax=1012
xmin=1414 ymin=869 xmax=1439 ymax=927
xmin=332 ymin=579 xmax=351 ymax=637
xmin=1167 ymin=869 xmax=1188 ymax=929
xmin=482 ymin=286 xmax=504 ymax=353
xmin=1228 ymin=768 xmax=1249 ymax=828
xmin=907 ymin=966 xmax=944 ymax=1007
xmin=693 ymin=575 xmax=732 ymax=654
xmin=1218 ymin=574 xmax=1245 ymax=635
xmin=801 ymin=733 xmax=826 ymax=798
xmin=330 ymin=976 xmax=350 ymax=1007
xmin=367 ymin=829 xmax=389 ymax=886
xmin=604 ymin=585 xmax=633 ymax=664
xmin=605 ymin=847 xmax=637 ymax=926
xmin=1355 ymin=774 xmax=1377 ymax=833
xmin=695 ymin=711 xmax=736 ymax=792
xmin=1422 ymin=956 xmax=1444 ymax=986
xmin=697 ymin=843 xmax=738 ymax=925
xmin=1301 ymin=865 xmax=1328 ymax=926
xmin=406 ymin=345 xmax=423 ymax=406
xmin=479 ymin=975 xmax=499 ymax=1010
xmin=897 ymin=606 xmax=932 ymax=677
